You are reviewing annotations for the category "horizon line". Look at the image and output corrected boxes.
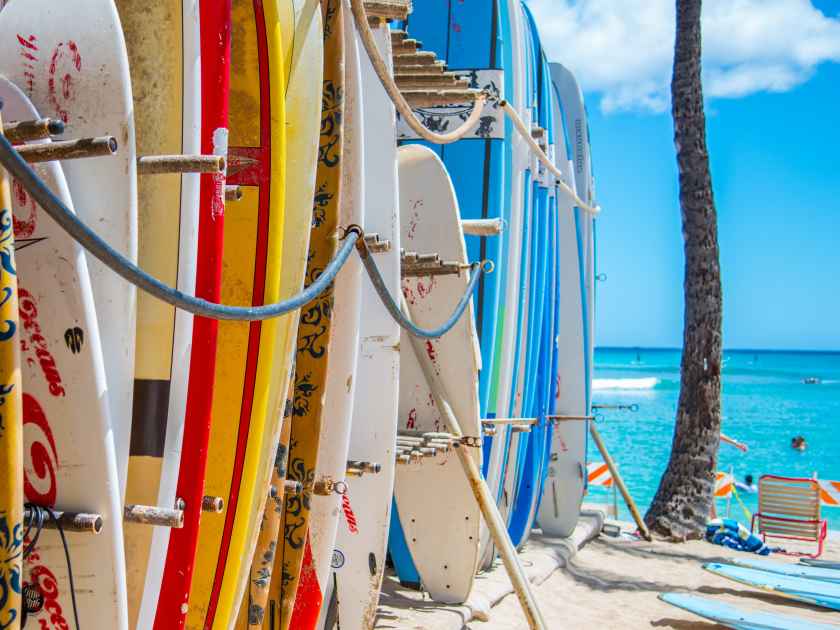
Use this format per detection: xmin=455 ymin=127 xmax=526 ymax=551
xmin=597 ymin=346 xmax=840 ymax=354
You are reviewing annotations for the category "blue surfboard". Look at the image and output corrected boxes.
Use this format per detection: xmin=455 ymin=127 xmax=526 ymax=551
xmin=660 ymin=593 xmax=839 ymax=630
xmin=704 ymin=562 xmax=840 ymax=611
xmin=801 ymin=559 xmax=840 ymax=570
xmin=730 ymin=557 xmax=840 ymax=584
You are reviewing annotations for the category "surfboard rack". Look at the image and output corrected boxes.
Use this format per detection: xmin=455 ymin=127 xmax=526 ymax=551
xmin=4 ymin=117 xmax=65 ymax=143
xmin=403 ymin=89 xmax=482 ymax=108
xmin=547 ymin=414 xmax=596 ymax=422
xmin=124 ymin=504 xmax=184 ymax=528
xmin=346 ymin=460 xmax=382 ymax=477
xmin=311 ymin=478 xmax=348 ymax=496
xmin=137 ymin=154 xmax=225 ymax=175
xmin=364 ymin=233 xmax=391 ymax=253
xmin=462 ymin=218 xmax=504 ymax=236
xmin=402 ymin=250 xmax=469 ymax=277
xmin=16 ymin=135 xmax=117 ymax=163
xmin=364 ymin=0 xmax=412 ymax=23
xmin=224 ymin=185 xmax=243 ymax=201
xmin=24 ymin=507 xmax=103 ymax=534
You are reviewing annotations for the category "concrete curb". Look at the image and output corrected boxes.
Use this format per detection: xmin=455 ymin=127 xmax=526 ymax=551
xmin=375 ymin=509 xmax=605 ymax=628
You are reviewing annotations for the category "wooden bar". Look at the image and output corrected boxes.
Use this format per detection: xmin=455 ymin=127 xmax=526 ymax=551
xmin=403 ymin=90 xmax=482 ymax=108
xmin=16 ymin=136 xmax=117 ymax=163
xmin=392 ymin=38 xmax=421 ymax=54
xmin=392 ymin=63 xmax=447 ymax=76
xmin=347 ymin=460 xmax=382 ymax=474
xmin=397 ymin=76 xmax=470 ymax=91
xmin=5 ymin=117 xmax=65 ymax=143
xmin=138 ymin=154 xmax=225 ymax=175
xmin=365 ymin=233 xmax=391 ymax=253
xmin=225 ymin=185 xmax=242 ymax=201
xmin=364 ymin=0 xmax=412 ymax=21
xmin=124 ymin=504 xmax=184 ymax=528
xmin=462 ymin=218 xmax=504 ymax=236
xmin=201 ymin=496 xmax=225 ymax=513
xmin=482 ymin=417 xmax=538 ymax=425
xmin=24 ymin=508 xmax=103 ymax=534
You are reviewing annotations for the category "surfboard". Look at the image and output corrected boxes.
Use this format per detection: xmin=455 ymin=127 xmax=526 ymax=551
xmin=544 ymin=61 xmax=595 ymax=536
xmin=393 ymin=144 xmax=482 ymax=604
xmin=729 ymin=558 xmax=840 ymax=584
xmin=0 ymin=111 xmax=24 ymax=630
xmin=480 ymin=0 xmax=529 ymax=570
xmin=659 ymin=592 xmax=838 ymax=630
xmin=290 ymin=9 xmax=364 ymax=627
xmin=1 ymin=78 xmax=128 ymax=630
xmin=537 ymin=69 xmax=587 ymax=539
xmin=271 ymin=1 xmax=345 ymax=627
xmin=113 ymin=2 xmax=200 ymax=626
xmin=186 ymin=1 xmax=288 ymax=627
xmin=0 ymin=0 xmax=139 ymax=499
xmin=801 ymin=559 xmax=840 ymax=570
xmin=508 ymin=11 xmax=556 ymax=547
xmin=704 ymin=562 xmax=840 ymax=611
xmin=154 ymin=2 xmax=231 ymax=626
xmin=234 ymin=2 xmax=324 ymax=628
xmin=331 ymin=21 xmax=400 ymax=630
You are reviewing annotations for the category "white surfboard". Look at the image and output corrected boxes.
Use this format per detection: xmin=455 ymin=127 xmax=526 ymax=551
xmin=536 ymin=69 xmax=587 ymax=538
xmin=479 ymin=0 xmax=531 ymax=570
xmin=541 ymin=62 xmax=594 ymax=537
xmin=308 ymin=5 xmax=365 ymax=615
xmin=0 ymin=0 xmax=139 ymax=498
xmin=393 ymin=144 xmax=482 ymax=604
xmin=1 ymin=77 xmax=128 ymax=630
xmin=114 ymin=0 xmax=200 ymax=625
xmin=329 ymin=21 xmax=400 ymax=630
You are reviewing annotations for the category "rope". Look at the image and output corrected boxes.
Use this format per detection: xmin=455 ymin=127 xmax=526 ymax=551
xmin=356 ymin=236 xmax=486 ymax=339
xmin=731 ymin=485 xmax=753 ymax=523
xmin=499 ymin=100 xmax=600 ymax=215
xmin=0 ymin=133 xmax=482 ymax=338
xmin=349 ymin=0 xmax=487 ymax=144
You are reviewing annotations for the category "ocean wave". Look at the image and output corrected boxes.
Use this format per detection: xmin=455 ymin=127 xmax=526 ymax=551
xmin=592 ymin=377 xmax=660 ymax=391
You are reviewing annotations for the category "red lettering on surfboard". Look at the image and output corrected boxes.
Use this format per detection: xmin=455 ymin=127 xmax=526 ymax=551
xmin=47 ymin=40 xmax=82 ymax=123
xmin=18 ymin=287 xmax=67 ymax=398
xmin=16 ymin=34 xmax=39 ymax=96
xmin=406 ymin=408 xmax=416 ymax=429
xmin=12 ymin=179 xmax=38 ymax=237
xmin=22 ymin=393 xmax=59 ymax=507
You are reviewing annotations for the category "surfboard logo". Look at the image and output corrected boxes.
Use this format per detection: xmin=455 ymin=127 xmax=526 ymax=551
xmin=17 ymin=288 xmax=65 ymax=398
xmin=21 ymin=393 xmax=57 ymax=510
xmin=330 ymin=549 xmax=345 ymax=569
xmin=63 ymin=327 xmax=83 ymax=354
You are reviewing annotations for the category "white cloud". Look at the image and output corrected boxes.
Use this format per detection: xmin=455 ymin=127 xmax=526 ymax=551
xmin=526 ymin=0 xmax=840 ymax=113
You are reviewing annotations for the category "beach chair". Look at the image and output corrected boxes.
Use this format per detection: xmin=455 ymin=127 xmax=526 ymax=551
xmin=751 ymin=475 xmax=827 ymax=558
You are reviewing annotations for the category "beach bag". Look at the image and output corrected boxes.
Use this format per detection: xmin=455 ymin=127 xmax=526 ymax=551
xmin=705 ymin=518 xmax=772 ymax=555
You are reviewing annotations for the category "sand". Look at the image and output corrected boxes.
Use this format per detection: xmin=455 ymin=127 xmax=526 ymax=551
xmin=377 ymin=510 xmax=840 ymax=629
xmin=483 ymin=523 xmax=840 ymax=629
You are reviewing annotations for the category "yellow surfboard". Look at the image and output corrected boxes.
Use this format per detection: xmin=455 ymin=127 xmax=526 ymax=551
xmin=236 ymin=1 xmax=323 ymax=626
xmin=114 ymin=1 xmax=201 ymax=626
xmin=186 ymin=1 xmax=290 ymax=628
xmin=0 ymin=113 xmax=24 ymax=630
xmin=272 ymin=1 xmax=345 ymax=628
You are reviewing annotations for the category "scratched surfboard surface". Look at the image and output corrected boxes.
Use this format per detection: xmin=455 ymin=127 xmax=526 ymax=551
xmin=186 ymin=0 xmax=288 ymax=627
xmin=271 ymin=1 xmax=344 ymax=628
xmin=393 ymin=144 xmax=482 ymax=604
xmin=154 ymin=1 xmax=231 ymax=626
xmin=113 ymin=1 xmax=201 ymax=626
xmin=332 ymin=21 xmax=401 ymax=630
xmin=0 ymin=112 xmax=23 ymax=630
xmin=234 ymin=0 xmax=324 ymax=627
xmin=0 ymin=0 xmax=139 ymax=500
xmin=1 ymin=78 xmax=128 ymax=630
xmin=294 ymin=7 xmax=364 ymax=626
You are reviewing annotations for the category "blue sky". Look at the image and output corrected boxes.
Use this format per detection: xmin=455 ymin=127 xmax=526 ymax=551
xmin=527 ymin=0 xmax=840 ymax=350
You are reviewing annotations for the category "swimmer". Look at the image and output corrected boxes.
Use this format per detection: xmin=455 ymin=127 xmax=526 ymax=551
xmin=791 ymin=435 xmax=807 ymax=452
xmin=735 ymin=474 xmax=757 ymax=494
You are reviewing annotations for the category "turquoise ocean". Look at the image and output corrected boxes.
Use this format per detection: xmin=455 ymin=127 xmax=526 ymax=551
xmin=587 ymin=347 xmax=840 ymax=529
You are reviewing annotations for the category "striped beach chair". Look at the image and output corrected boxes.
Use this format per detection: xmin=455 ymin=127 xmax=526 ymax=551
xmin=751 ymin=475 xmax=827 ymax=558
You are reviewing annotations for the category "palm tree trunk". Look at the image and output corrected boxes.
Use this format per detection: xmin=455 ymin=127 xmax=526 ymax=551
xmin=644 ymin=0 xmax=723 ymax=539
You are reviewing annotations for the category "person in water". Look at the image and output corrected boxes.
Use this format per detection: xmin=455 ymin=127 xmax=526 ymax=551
xmin=791 ymin=435 xmax=807 ymax=451
xmin=735 ymin=474 xmax=757 ymax=494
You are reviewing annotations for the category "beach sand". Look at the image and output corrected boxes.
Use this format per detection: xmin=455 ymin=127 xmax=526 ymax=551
xmin=377 ymin=512 xmax=840 ymax=629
